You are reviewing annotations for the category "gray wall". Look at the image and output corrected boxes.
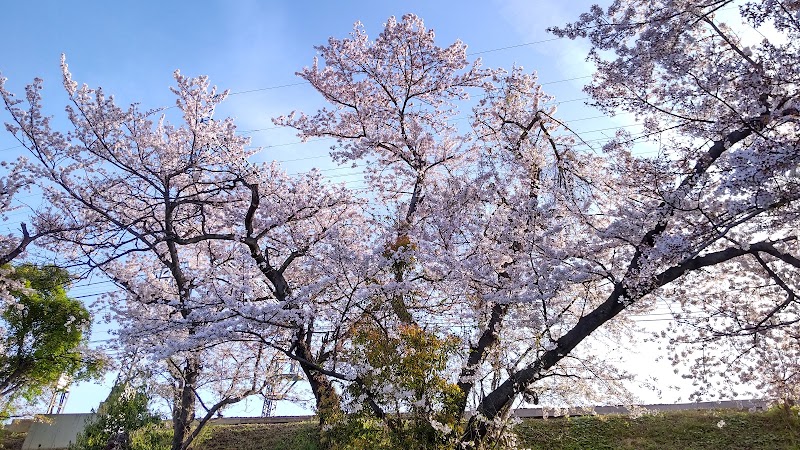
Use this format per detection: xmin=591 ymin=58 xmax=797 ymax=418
xmin=22 ymin=414 xmax=94 ymax=450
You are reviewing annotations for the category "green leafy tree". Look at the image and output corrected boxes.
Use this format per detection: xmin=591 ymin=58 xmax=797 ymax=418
xmin=327 ymin=323 xmax=464 ymax=450
xmin=0 ymin=264 xmax=103 ymax=411
xmin=70 ymin=383 xmax=163 ymax=450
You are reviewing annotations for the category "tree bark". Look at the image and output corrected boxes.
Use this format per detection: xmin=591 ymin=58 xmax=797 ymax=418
xmin=293 ymin=332 xmax=342 ymax=426
xmin=456 ymin=303 xmax=507 ymax=414
xmin=171 ymin=357 xmax=199 ymax=450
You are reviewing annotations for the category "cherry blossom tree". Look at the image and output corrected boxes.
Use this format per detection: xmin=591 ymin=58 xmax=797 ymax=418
xmin=0 ymin=61 xmax=357 ymax=450
xmin=0 ymin=160 xmax=33 ymax=268
xmin=0 ymin=147 xmax=80 ymax=302
xmin=0 ymin=65 xmax=243 ymax=449
xmin=277 ymin=13 xmax=632 ymax=446
xmin=0 ymin=161 xmax=32 ymax=302
xmin=1 ymin=1 xmax=797 ymax=448
xmin=280 ymin=6 xmax=799 ymax=446
xmin=548 ymin=0 xmax=800 ymax=404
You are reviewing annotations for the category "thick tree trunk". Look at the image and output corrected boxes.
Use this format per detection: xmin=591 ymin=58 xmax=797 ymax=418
xmin=456 ymin=303 xmax=507 ymax=415
xmin=293 ymin=332 xmax=343 ymax=449
xmin=458 ymin=285 xmax=627 ymax=446
xmin=293 ymin=338 xmax=341 ymax=426
xmin=171 ymin=357 xmax=199 ymax=450
xmin=0 ymin=362 xmax=28 ymax=398
xmin=305 ymin=363 xmax=342 ymax=425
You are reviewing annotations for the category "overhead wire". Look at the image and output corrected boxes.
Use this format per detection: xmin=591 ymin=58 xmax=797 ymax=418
xmin=0 ymin=33 xmax=732 ymax=325
xmin=0 ymin=106 xmax=656 ymax=207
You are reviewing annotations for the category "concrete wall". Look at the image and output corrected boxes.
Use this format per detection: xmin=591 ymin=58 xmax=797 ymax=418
xmin=22 ymin=414 xmax=94 ymax=450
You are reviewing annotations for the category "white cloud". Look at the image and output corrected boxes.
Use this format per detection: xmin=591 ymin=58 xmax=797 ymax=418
xmin=494 ymin=0 xmax=597 ymax=83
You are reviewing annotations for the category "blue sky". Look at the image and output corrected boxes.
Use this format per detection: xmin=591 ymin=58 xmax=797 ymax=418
xmin=1 ymin=0 xmax=680 ymax=416
xmin=1 ymin=0 xmax=603 ymax=156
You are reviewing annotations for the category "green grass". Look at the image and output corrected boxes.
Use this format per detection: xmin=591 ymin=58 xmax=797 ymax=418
xmin=515 ymin=408 xmax=800 ymax=450
xmin=188 ymin=409 xmax=800 ymax=450
xmin=194 ymin=422 xmax=321 ymax=450
xmin=192 ymin=409 xmax=799 ymax=450
xmin=4 ymin=409 xmax=799 ymax=450
xmin=0 ymin=432 xmax=25 ymax=450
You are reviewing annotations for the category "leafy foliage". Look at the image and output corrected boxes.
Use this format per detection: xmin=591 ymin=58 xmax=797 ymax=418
xmin=325 ymin=324 xmax=463 ymax=449
xmin=70 ymin=383 xmax=161 ymax=450
xmin=0 ymin=264 xmax=102 ymax=415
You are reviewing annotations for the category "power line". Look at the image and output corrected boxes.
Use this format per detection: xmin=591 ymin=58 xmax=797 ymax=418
xmin=228 ymin=82 xmax=309 ymax=96
xmin=237 ymin=95 xmax=606 ymax=136
xmin=0 ymin=109 xmax=648 ymax=190
xmin=223 ymin=37 xmax=578 ymax=98
xmin=467 ymin=37 xmax=564 ymax=56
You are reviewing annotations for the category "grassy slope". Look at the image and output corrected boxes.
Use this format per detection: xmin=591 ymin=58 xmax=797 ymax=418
xmin=3 ymin=409 xmax=798 ymax=450
xmin=196 ymin=422 xmax=321 ymax=450
xmin=515 ymin=409 xmax=800 ymax=450
xmin=189 ymin=409 xmax=800 ymax=450
xmin=0 ymin=432 xmax=25 ymax=450
xmin=190 ymin=409 xmax=800 ymax=450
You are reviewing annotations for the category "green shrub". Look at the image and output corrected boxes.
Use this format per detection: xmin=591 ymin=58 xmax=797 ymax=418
xmin=324 ymin=324 xmax=465 ymax=450
xmin=129 ymin=422 xmax=172 ymax=450
xmin=70 ymin=383 xmax=160 ymax=450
